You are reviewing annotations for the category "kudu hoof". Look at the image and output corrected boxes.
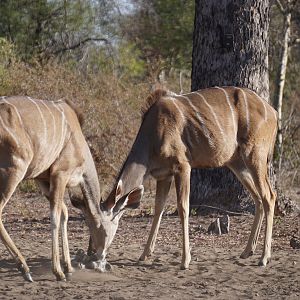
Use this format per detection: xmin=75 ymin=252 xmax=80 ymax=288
xmin=55 ymin=273 xmax=66 ymax=281
xmin=65 ymin=272 xmax=73 ymax=281
xmin=86 ymin=260 xmax=112 ymax=272
xmin=23 ymin=272 xmax=34 ymax=282
xmin=138 ymin=255 xmax=147 ymax=262
xmin=240 ymin=250 xmax=254 ymax=259
xmin=258 ymin=257 xmax=270 ymax=267
xmin=18 ymin=264 xmax=33 ymax=282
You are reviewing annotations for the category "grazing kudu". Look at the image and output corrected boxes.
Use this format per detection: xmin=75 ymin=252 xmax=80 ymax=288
xmin=0 ymin=96 xmax=106 ymax=281
xmin=96 ymin=87 xmax=277 ymax=270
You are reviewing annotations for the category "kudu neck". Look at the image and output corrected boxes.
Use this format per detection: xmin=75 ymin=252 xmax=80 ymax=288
xmin=85 ymin=153 xmax=101 ymax=199
xmin=109 ymin=128 xmax=150 ymax=202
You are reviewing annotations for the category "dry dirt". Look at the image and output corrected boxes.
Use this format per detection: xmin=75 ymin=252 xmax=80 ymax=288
xmin=0 ymin=192 xmax=299 ymax=300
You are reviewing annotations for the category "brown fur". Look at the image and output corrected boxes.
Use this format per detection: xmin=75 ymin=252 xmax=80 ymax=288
xmin=64 ymin=99 xmax=84 ymax=127
xmin=100 ymin=86 xmax=278 ymax=271
xmin=141 ymin=89 xmax=168 ymax=119
xmin=0 ymin=95 xmax=101 ymax=281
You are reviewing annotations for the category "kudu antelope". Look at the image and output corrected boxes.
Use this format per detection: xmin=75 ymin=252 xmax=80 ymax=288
xmin=96 ymin=87 xmax=277 ymax=270
xmin=0 ymin=96 xmax=108 ymax=281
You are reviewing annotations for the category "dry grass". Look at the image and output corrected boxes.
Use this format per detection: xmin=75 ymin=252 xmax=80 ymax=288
xmin=1 ymin=56 xmax=299 ymax=204
xmin=0 ymin=52 xmax=192 ymax=198
xmin=0 ymin=60 xmax=151 ymax=191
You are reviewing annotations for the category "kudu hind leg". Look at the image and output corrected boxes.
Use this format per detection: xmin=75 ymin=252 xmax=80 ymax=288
xmin=60 ymin=202 xmax=74 ymax=278
xmin=0 ymin=169 xmax=33 ymax=282
xmin=241 ymin=199 xmax=264 ymax=259
xmin=49 ymin=174 xmax=69 ymax=281
xmin=139 ymin=178 xmax=172 ymax=261
xmin=228 ymin=160 xmax=264 ymax=259
xmin=37 ymin=179 xmax=73 ymax=277
xmin=243 ymin=152 xmax=276 ymax=266
xmin=232 ymin=148 xmax=276 ymax=266
xmin=258 ymin=176 xmax=276 ymax=266
xmin=174 ymin=164 xmax=191 ymax=270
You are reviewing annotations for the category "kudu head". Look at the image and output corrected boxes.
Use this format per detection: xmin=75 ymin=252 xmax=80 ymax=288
xmin=69 ymin=180 xmax=144 ymax=263
xmin=97 ymin=180 xmax=144 ymax=256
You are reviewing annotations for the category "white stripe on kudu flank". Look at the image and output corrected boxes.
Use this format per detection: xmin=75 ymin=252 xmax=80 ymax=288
xmin=27 ymin=97 xmax=47 ymax=144
xmin=215 ymin=87 xmax=237 ymax=135
xmin=0 ymin=116 xmax=19 ymax=147
xmin=248 ymin=90 xmax=268 ymax=121
xmin=52 ymin=102 xmax=67 ymax=151
xmin=194 ymin=92 xmax=226 ymax=142
xmin=236 ymin=88 xmax=250 ymax=134
xmin=170 ymin=97 xmax=186 ymax=123
xmin=1 ymin=97 xmax=24 ymax=127
xmin=1 ymin=97 xmax=34 ymax=147
xmin=178 ymin=95 xmax=215 ymax=148
xmin=169 ymin=97 xmax=196 ymax=149
xmin=0 ymin=101 xmax=19 ymax=147
xmin=169 ymin=96 xmax=201 ymax=151
xmin=39 ymin=100 xmax=57 ymax=157
xmin=168 ymin=95 xmax=199 ymax=150
xmin=58 ymin=103 xmax=72 ymax=147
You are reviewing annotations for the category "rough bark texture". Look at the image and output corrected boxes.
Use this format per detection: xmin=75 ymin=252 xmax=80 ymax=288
xmin=190 ymin=0 xmax=270 ymax=212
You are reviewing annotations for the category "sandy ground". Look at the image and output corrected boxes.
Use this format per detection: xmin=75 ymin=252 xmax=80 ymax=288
xmin=0 ymin=192 xmax=299 ymax=300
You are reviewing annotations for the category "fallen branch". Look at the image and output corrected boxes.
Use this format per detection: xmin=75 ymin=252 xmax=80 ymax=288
xmin=190 ymin=204 xmax=250 ymax=216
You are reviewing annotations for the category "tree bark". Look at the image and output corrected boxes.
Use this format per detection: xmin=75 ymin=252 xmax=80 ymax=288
xmin=190 ymin=0 xmax=270 ymax=211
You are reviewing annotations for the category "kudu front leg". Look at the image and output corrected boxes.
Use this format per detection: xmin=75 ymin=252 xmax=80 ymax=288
xmin=174 ymin=164 xmax=191 ymax=270
xmin=0 ymin=168 xmax=33 ymax=282
xmin=139 ymin=178 xmax=172 ymax=261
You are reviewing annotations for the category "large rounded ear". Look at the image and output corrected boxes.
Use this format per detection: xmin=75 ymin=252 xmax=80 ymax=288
xmin=102 ymin=180 xmax=123 ymax=210
xmin=113 ymin=185 xmax=144 ymax=214
xmin=115 ymin=180 xmax=123 ymax=201
xmin=126 ymin=185 xmax=144 ymax=209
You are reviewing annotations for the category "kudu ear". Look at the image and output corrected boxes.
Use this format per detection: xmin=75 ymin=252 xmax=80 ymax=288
xmin=125 ymin=185 xmax=144 ymax=209
xmin=115 ymin=180 xmax=123 ymax=201
xmin=113 ymin=185 xmax=144 ymax=214
xmin=102 ymin=180 xmax=124 ymax=211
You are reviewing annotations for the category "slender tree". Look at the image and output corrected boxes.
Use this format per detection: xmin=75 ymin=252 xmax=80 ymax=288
xmin=273 ymin=0 xmax=300 ymax=171
xmin=190 ymin=0 xmax=270 ymax=210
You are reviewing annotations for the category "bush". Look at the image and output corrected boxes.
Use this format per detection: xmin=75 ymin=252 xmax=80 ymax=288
xmin=0 ymin=52 xmax=151 ymax=193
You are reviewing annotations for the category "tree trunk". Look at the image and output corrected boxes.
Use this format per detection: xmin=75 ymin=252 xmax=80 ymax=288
xmin=273 ymin=2 xmax=291 ymax=172
xmin=190 ymin=0 xmax=270 ymax=212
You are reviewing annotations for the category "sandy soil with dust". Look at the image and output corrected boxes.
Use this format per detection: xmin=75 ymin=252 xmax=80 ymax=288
xmin=0 ymin=192 xmax=299 ymax=299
